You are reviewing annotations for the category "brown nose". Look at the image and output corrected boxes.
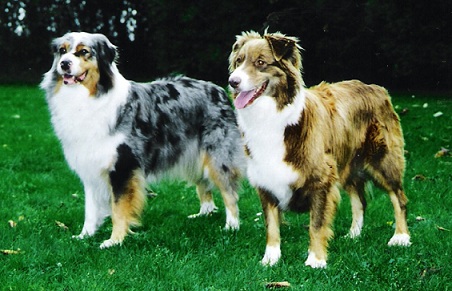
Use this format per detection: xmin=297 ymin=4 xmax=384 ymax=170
xmin=228 ymin=76 xmax=241 ymax=89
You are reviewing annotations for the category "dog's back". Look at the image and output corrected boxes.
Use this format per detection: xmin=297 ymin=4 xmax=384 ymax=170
xmin=307 ymin=80 xmax=405 ymax=178
xmin=119 ymin=76 xmax=244 ymax=182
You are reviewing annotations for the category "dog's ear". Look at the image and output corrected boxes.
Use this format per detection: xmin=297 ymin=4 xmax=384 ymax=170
xmin=91 ymin=34 xmax=117 ymax=94
xmin=92 ymin=34 xmax=117 ymax=64
xmin=265 ymin=34 xmax=297 ymax=62
xmin=50 ymin=37 xmax=61 ymax=54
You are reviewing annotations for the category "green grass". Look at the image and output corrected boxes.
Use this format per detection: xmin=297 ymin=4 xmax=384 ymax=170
xmin=0 ymin=86 xmax=451 ymax=290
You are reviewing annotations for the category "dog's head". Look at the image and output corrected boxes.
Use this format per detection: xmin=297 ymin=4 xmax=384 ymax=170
xmin=228 ymin=31 xmax=304 ymax=110
xmin=41 ymin=32 xmax=117 ymax=96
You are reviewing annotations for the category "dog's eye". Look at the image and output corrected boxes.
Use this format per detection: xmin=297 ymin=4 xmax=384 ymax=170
xmin=59 ymin=47 xmax=67 ymax=54
xmin=79 ymin=49 xmax=89 ymax=55
xmin=235 ymin=56 xmax=243 ymax=67
xmin=256 ymin=59 xmax=266 ymax=67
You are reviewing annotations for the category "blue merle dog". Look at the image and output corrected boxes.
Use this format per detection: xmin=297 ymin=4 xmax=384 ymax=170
xmin=41 ymin=32 xmax=244 ymax=248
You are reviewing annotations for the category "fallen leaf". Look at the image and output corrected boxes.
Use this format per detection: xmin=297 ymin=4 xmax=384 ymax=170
xmin=416 ymin=216 xmax=425 ymax=221
xmin=55 ymin=220 xmax=69 ymax=230
xmin=1 ymin=249 xmax=22 ymax=255
xmin=433 ymin=111 xmax=443 ymax=117
xmin=18 ymin=215 xmax=25 ymax=221
xmin=108 ymin=269 xmax=116 ymax=275
xmin=412 ymin=174 xmax=426 ymax=181
xmin=434 ymin=147 xmax=450 ymax=158
xmin=266 ymin=281 xmax=291 ymax=289
xmin=8 ymin=220 xmax=17 ymax=228
xmin=436 ymin=225 xmax=450 ymax=232
xmin=400 ymin=108 xmax=409 ymax=115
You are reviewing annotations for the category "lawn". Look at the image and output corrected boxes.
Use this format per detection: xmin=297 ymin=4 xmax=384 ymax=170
xmin=0 ymin=85 xmax=451 ymax=290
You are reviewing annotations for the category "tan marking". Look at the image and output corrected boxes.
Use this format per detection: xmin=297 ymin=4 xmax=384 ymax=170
xmin=202 ymin=153 xmax=239 ymax=225
xmin=108 ymin=170 xmax=146 ymax=246
xmin=258 ymin=189 xmax=281 ymax=248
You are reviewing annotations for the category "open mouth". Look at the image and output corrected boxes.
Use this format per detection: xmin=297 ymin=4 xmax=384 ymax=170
xmin=234 ymin=80 xmax=268 ymax=109
xmin=63 ymin=71 xmax=88 ymax=85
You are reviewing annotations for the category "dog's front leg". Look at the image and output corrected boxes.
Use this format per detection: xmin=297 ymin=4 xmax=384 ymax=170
xmin=73 ymin=180 xmax=111 ymax=239
xmin=258 ymin=188 xmax=282 ymax=266
xmin=305 ymin=185 xmax=340 ymax=268
xmin=100 ymin=168 xmax=146 ymax=249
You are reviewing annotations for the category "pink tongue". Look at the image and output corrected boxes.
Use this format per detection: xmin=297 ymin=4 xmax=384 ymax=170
xmin=63 ymin=75 xmax=77 ymax=85
xmin=234 ymin=90 xmax=255 ymax=109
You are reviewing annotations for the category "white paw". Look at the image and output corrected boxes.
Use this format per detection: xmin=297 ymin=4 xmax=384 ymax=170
xmin=388 ymin=233 xmax=411 ymax=246
xmin=224 ymin=208 xmax=239 ymax=230
xmin=261 ymin=245 xmax=281 ymax=266
xmin=347 ymin=226 xmax=362 ymax=238
xmin=72 ymin=234 xmax=85 ymax=240
xmin=304 ymin=251 xmax=327 ymax=269
xmin=99 ymin=239 xmax=122 ymax=249
xmin=188 ymin=201 xmax=218 ymax=218
xmin=225 ymin=215 xmax=239 ymax=230
xmin=72 ymin=228 xmax=94 ymax=240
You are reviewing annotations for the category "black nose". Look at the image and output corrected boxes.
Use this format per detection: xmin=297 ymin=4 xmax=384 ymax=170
xmin=60 ymin=60 xmax=72 ymax=71
xmin=228 ymin=76 xmax=241 ymax=89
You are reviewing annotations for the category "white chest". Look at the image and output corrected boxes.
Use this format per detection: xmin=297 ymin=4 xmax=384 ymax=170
xmin=48 ymin=81 xmax=129 ymax=181
xmin=236 ymin=94 xmax=305 ymax=209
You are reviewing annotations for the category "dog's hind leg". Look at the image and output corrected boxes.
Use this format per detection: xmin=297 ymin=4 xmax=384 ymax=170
xmin=220 ymin=187 xmax=240 ymax=230
xmin=188 ymin=182 xmax=218 ymax=218
xmin=202 ymin=154 xmax=240 ymax=230
xmin=368 ymin=152 xmax=411 ymax=246
xmin=343 ymin=178 xmax=367 ymax=238
xmin=387 ymin=188 xmax=410 ymax=246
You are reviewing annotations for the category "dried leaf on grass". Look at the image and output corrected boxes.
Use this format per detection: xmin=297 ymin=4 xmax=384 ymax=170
xmin=1 ymin=249 xmax=22 ymax=255
xmin=265 ymin=281 xmax=291 ymax=289
xmin=7 ymin=216 xmax=25 ymax=228
xmin=412 ymin=174 xmax=426 ymax=181
xmin=55 ymin=220 xmax=69 ymax=230
xmin=433 ymin=111 xmax=443 ymax=117
xmin=420 ymin=267 xmax=441 ymax=278
xmin=434 ymin=147 xmax=450 ymax=158
xmin=400 ymin=108 xmax=409 ymax=115
xmin=436 ymin=225 xmax=450 ymax=232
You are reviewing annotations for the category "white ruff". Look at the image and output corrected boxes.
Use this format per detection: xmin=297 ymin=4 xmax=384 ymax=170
xmin=236 ymin=91 xmax=306 ymax=209
xmin=47 ymin=72 xmax=129 ymax=184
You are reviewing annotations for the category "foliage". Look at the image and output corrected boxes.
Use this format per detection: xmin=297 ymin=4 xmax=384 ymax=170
xmin=0 ymin=86 xmax=451 ymax=289
xmin=0 ymin=0 xmax=451 ymax=91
